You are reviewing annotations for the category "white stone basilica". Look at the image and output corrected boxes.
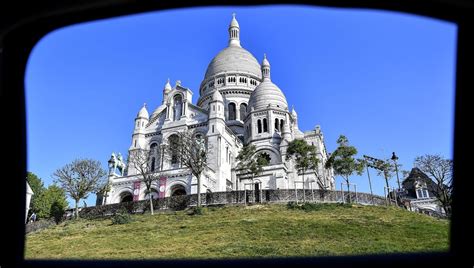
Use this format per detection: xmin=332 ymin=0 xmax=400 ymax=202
xmin=101 ymin=14 xmax=335 ymax=205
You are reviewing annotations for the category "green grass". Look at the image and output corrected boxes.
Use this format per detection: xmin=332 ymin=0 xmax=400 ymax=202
xmin=25 ymin=203 xmax=449 ymax=259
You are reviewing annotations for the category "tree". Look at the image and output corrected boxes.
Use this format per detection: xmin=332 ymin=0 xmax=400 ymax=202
xmin=128 ymin=148 xmax=163 ymax=215
xmin=308 ymin=151 xmax=331 ymax=199
xmin=325 ymin=135 xmax=364 ymax=203
xmin=53 ymin=159 xmax=107 ymax=219
xmin=26 ymin=172 xmax=45 ymax=217
xmin=414 ymin=154 xmax=453 ymax=216
xmin=375 ymin=159 xmax=397 ymax=193
xmin=236 ymin=144 xmax=270 ymax=189
xmin=286 ymin=139 xmax=318 ymax=202
xmin=165 ymin=130 xmax=209 ymax=207
xmin=34 ymin=185 xmax=68 ymax=221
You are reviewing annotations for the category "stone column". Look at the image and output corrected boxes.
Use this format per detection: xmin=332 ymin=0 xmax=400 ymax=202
xmin=236 ymin=103 xmax=240 ymax=121
xmin=268 ymin=108 xmax=273 ymax=135
xmin=282 ymin=113 xmax=291 ymax=140
xmin=182 ymin=99 xmax=187 ymax=118
xmin=165 ymin=103 xmax=170 ymax=121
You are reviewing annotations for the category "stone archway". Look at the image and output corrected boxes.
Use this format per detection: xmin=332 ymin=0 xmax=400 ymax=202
xmin=170 ymin=184 xmax=187 ymax=196
xmin=120 ymin=191 xmax=133 ymax=203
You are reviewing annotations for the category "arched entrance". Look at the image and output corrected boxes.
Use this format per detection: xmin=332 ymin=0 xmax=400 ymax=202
xmin=170 ymin=185 xmax=187 ymax=196
xmin=120 ymin=192 xmax=133 ymax=203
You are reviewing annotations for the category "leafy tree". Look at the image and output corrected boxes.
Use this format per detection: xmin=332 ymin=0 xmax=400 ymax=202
xmin=26 ymin=172 xmax=45 ymax=217
xmin=286 ymin=139 xmax=319 ymax=202
xmin=53 ymin=159 xmax=107 ymax=219
xmin=34 ymin=185 xmax=68 ymax=221
xmin=236 ymin=144 xmax=270 ymax=189
xmin=414 ymin=154 xmax=453 ymax=216
xmin=325 ymin=135 xmax=364 ymax=203
xmin=167 ymin=131 xmax=211 ymax=207
xmin=128 ymin=148 xmax=163 ymax=214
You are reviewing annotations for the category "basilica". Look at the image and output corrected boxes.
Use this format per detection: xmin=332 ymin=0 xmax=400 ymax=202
xmin=100 ymin=14 xmax=335 ymax=205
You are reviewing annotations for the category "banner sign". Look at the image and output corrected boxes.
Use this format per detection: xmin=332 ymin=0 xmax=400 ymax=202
xmin=133 ymin=180 xmax=141 ymax=201
xmin=159 ymin=177 xmax=167 ymax=198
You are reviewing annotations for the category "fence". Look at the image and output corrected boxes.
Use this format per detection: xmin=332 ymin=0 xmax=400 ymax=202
xmin=79 ymin=189 xmax=386 ymax=219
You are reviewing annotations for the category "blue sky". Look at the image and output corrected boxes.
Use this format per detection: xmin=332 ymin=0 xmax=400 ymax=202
xmin=25 ymin=5 xmax=457 ymax=208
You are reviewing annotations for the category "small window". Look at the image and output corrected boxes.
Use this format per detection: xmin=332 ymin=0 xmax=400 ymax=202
xmin=226 ymin=147 xmax=229 ymax=163
xmin=134 ymin=140 xmax=137 ymax=147
xmin=263 ymin=118 xmax=268 ymax=132
xmin=228 ymin=103 xmax=236 ymax=120
xmin=151 ymin=157 xmax=156 ymax=171
xmin=240 ymin=103 xmax=247 ymax=121
xmin=212 ymin=125 xmax=215 ymax=133
xmin=257 ymin=119 xmax=262 ymax=133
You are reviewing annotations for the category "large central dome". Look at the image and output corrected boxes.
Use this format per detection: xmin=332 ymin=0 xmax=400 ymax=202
xmin=197 ymin=13 xmax=263 ymax=110
xmin=204 ymin=46 xmax=262 ymax=80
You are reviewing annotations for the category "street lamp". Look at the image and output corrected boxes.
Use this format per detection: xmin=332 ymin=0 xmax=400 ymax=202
xmin=391 ymin=152 xmax=401 ymax=190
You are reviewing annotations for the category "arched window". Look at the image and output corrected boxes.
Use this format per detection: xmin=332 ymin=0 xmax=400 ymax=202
xmin=173 ymin=95 xmax=183 ymax=121
xmin=280 ymin=119 xmax=284 ymax=132
xmin=257 ymin=120 xmax=262 ymax=133
xmin=274 ymin=118 xmax=279 ymax=131
xmin=150 ymin=143 xmax=158 ymax=153
xmin=168 ymin=134 xmax=180 ymax=165
xmin=240 ymin=103 xmax=247 ymax=121
xmin=151 ymin=157 xmax=156 ymax=171
xmin=263 ymin=118 xmax=268 ymax=132
xmin=228 ymin=103 xmax=236 ymax=120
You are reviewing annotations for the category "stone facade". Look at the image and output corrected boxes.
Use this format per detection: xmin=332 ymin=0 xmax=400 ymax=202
xmin=100 ymin=14 xmax=335 ymax=205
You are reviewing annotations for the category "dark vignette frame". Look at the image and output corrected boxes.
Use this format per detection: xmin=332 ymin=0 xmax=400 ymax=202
xmin=0 ymin=1 xmax=472 ymax=267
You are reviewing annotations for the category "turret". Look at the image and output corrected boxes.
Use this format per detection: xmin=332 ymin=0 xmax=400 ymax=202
xmin=228 ymin=13 xmax=241 ymax=47
xmin=130 ymin=103 xmax=149 ymax=150
xmin=209 ymin=90 xmax=225 ymax=120
xmin=162 ymin=78 xmax=172 ymax=104
xmin=262 ymin=53 xmax=270 ymax=81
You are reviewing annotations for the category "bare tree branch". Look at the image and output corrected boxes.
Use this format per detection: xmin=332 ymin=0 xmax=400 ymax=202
xmin=414 ymin=154 xmax=453 ymax=216
xmin=52 ymin=159 xmax=107 ymax=219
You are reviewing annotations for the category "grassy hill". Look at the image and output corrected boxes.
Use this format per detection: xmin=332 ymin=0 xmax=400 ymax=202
xmin=25 ymin=203 xmax=449 ymax=259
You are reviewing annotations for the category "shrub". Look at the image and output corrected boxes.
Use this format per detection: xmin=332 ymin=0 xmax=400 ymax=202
xmin=188 ymin=206 xmax=205 ymax=216
xmin=286 ymin=201 xmax=299 ymax=210
xmin=111 ymin=210 xmax=132 ymax=225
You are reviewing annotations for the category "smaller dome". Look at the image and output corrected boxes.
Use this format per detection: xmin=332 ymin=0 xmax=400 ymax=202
xmin=248 ymin=54 xmax=288 ymax=111
xmin=137 ymin=103 xmax=149 ymax=119
xmin=212 ymin=90 xmax=224 ymax=102
xmin=248 ymin=81 xmax=288 ymax=111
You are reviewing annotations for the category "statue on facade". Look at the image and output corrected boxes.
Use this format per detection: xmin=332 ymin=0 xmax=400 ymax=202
xmin=116 ymin=153 xmax=126 ymax=176
xmin=108 ymin=152 xmax=126 ymax=176
xmin=107 ymin=153 xmax=117 ymax=175
xmin=196 ymin=136 xmax=206 ymax=154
